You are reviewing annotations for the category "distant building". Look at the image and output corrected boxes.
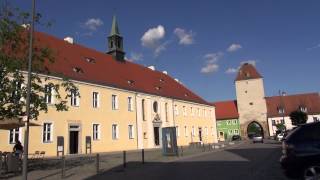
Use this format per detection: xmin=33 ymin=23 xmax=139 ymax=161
xmin=0 ymin=16 xmax=218 ymax=156
xmin=212 ymin=63 xmax=320 ymax=139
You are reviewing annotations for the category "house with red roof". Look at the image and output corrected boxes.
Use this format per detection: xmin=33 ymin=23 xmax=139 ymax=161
xmin=212 ymin=63 xmax=320 ymax=140
xmin=0 ymin=16 xmax=218 ymax=156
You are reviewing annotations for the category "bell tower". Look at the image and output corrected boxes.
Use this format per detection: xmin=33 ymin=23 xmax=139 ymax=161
xmin=107 ymin=15 xmax=125 ymax=61
xmin=235 ymin=63 xmax=269 ymax=138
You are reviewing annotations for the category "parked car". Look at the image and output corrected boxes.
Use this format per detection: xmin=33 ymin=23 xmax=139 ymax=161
xmin=231 ymin=135 xmax=241 ymax=141
xmin=280 ymin=122 xmax=320 ymax=179
xmin=252 ymin=134 xmax=263 ymax=143
xmin=277 ymin=133 xmax=284 ymax=142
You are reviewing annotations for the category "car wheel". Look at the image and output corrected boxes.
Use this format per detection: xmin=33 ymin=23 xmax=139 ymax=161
xmin=304 ymin=165 xmax=320 ymax=180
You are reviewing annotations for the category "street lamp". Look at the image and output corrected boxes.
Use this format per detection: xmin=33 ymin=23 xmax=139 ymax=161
xmin=22 ymin=0 xmax=36 ymax=179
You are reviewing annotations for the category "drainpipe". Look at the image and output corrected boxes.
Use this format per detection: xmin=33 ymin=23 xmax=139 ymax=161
xmin=134 ymin=93 xmax=139 ymax=149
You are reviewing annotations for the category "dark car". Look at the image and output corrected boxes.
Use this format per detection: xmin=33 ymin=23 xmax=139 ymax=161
xmin=231 ymin=135 xmax=241 ymax=141
xmin=280 ymin=122 xmax=320 ymax=179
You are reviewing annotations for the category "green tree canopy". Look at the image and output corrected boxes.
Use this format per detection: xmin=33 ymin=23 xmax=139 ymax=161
xmin=0 ymin=4 xmax=79 ymax=121
xmin=289 ymin=110 xmax=308 ymax=126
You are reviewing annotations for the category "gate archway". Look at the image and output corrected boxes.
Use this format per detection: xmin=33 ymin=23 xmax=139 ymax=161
xmin=247 ymin=121 xmax=264 ymax=139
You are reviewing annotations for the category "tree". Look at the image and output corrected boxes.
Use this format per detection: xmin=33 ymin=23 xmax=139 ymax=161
xmin=0 ymin=4 xmax=79 ymax=122
xmin=289 ymin=110 xmax=308 ymax=126
xmin=274 ymin=122 xmax=286 ymax=136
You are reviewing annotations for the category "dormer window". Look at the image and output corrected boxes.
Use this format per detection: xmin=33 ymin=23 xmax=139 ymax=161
xmin=245 ymin=72 xmax=250 ymax=78
xmin=155 ymin=86 xmax=161 ymax=90
xmin=127 ymin=80 xmax=135 ymax=86
xmin=73 ymin=67 xmax=84 ymax=74
xmin=299 ymin=106 xmax=307 ymax=113
xmin=159 ymin=78 xmax=164 ymax=82
xmin=84 ymin=57 xmax=96 ymax=63
xmin=184 ymin=93 xmax=188 ymax=97
xmin=277 ymin=107 xmax=285 ymax=114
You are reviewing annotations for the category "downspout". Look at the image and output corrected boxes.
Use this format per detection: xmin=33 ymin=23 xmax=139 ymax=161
xmin=134 ymin=93 xmax=139 ymax=149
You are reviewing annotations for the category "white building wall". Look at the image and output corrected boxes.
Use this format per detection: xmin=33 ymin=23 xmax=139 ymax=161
xmin=267 ymin=114 xmax=320 ymax=136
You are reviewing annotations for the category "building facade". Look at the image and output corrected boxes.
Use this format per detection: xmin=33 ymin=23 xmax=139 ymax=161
xmin=0 ymin=17 xmax=218 ymax=156
xmin=212 ymin=63 xmax=320 ymax=139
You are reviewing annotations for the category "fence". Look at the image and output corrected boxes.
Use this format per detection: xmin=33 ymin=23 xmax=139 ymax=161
xmin=1 ymin=142 xmax=235 ymax=179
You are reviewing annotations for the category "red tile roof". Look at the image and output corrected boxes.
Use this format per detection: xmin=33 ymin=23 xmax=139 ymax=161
xmin=33 ymin=32 xmax=210 ymax=105
xmin=266 ymin=93 xmax=320 ymax=117
xmin=211 ymin=100 xmax=239 ymax=120
xmin=235 ymin=63 xmax=262 ymax=81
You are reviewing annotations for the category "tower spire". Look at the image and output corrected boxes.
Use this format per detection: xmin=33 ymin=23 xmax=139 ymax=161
xmin=110 ymin=15 xmax=120 ymax=36
xmin=107 ymin=15 xmax=125 ymax=61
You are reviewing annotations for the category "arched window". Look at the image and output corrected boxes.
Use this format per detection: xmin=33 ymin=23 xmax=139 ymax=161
xmin=153 ymin=101 xmax=158 ymax=113
xmin=142 ymin=99 xmax=145 ymax=121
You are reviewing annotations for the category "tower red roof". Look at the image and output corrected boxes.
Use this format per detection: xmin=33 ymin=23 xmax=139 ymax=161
xmin=235 ymin=63 xmax=262 ymax=81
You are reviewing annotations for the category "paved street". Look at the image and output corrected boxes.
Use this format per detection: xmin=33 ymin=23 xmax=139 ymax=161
xmin=87 ymin=140 xmax=289 ymax=180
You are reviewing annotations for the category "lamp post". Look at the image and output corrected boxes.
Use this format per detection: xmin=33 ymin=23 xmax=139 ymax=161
xmin=22 ymin=0 xmax=36 ymax=179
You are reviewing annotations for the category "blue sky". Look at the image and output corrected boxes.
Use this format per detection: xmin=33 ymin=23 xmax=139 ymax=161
xmin=9 ymin=0 xmax=320 ymax=102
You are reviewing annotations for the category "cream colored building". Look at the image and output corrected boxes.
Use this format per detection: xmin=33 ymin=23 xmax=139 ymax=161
xmin=0 ymin=16 xmax=217 ymax=156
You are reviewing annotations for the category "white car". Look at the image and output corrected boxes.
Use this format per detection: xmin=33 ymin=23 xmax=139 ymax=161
xmin=252 ymin=134 xmax=264 ymax=143
xmin=277 ymin=133 xmax=284 ymax=141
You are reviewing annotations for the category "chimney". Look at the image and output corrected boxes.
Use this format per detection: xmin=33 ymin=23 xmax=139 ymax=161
xmin=148 ymin=66 xmax=155 ymax=71
xmin=64 ymin=37 xmax=74 ymax=44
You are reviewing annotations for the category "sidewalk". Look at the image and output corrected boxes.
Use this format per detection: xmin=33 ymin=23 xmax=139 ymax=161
xmin=4 ymin=141 xmax=243 ymax=180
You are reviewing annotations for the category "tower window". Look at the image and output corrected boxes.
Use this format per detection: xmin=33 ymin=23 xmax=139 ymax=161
xmin=249 ymin=102 xmax=253 ymax=105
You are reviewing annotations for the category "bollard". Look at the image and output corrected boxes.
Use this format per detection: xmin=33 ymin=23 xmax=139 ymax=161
xmin=123 ymin=151 xmax=126 ymax=168
xmin=96 ymin=154 xmax=100 ymax=174
xmin=142 ymin=149 xmax=145 ymax=164
xmin=181 ymin=146 xmax=184 ymax=157
xmin=61 ymin=156 xmax=65 ymax=178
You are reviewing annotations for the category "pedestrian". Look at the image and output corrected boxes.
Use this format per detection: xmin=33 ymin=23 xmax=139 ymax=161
xmin=13 ymin=140 xmax=23 ymax=159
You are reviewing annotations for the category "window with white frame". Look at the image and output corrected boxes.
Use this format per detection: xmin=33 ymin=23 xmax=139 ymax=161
xmin=300 ymin=106 xmax=307 ymax=113
xmin=9 ymin=128 xmax=20 ymax=144
xmin=234 ymin=129 xmax=239 ymax=135
xmin=184 ymin=126 xmax=188 ymax=137
xmin=92 ymin=92 xmax=99 ymax=108
xmin=228 ymin=129 xmax=233 ymax=135
xmin=112 ymin=124 xmax=119 ymax=140
xmin=112 ymin=95 xmax=119 ymax=110
xmin=128 ymin=97 xmax=133 ymax=111
xmin=174 ymin=105 xmax=179 ymax=116
xmin=45 ymin=85 xmax=54 ymax=104
xmin=272 ymin=120 xmax=276 ymax=125
xmin=278 ymin=107 xmax=285 ymax=114
xmin=190 ymin=107 xmax=193 ymax=116
xmin=313 ymin=117 xmax=319 ymax=122
xmin=176 ymin=126 xmax=180 ymax=137
xmin=93 ymin=124 xmax=100 ymax=140
xmin=233 ymin=120 xmax=237 ymax=124
xmin=71 ymin=90 xmax=80 ymax=106
xmin=128 ymin=125 xmax=134 ymax=139
xmin=43 ymin=123 xmax=53 ymax=143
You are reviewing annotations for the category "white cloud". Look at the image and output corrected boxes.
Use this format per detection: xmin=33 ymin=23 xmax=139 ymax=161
xmin=201 ymin=64 xmax=219 ymax=74
xmin=225 ymin=68 xmax=238 ymax=74
xmin=141 ymin=25 xmax=165 ymax=48
xmin=307 ymin=43 xmax=320 ymax=50
xmin=83 ymin=18 xmax=104 ymax=31
xmin=225 ymin=60 xmax=257 ymax=74
xmin=128 ymin=52 xmax=143 ymax=62
xmin=204 ymin=52 xmax=224 ymax=63
xmin=200 ymin=52 xmax=223 ymax=74
xmin=141 ymin=25 xmax=167 ymax=56
xmin=174 ymin=28 xmax=195 ymax=45
xmin=227 ymin=43 xmax=242 ymax=52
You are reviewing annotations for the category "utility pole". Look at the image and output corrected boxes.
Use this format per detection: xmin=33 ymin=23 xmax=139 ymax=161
xmin=22 ymin=0 xmax=36 ymax=179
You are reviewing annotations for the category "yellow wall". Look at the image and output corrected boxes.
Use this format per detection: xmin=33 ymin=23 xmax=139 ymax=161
xmin=0 ymin=76 xmax=217 ymax=156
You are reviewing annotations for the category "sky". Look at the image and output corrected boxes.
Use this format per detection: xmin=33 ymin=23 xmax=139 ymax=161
xmin=7 ymin=0 xmax=320 ymax=102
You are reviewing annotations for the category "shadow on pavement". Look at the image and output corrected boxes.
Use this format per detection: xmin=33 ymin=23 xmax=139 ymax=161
xmin=85 ymin=146 xmax=291 ymax=180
